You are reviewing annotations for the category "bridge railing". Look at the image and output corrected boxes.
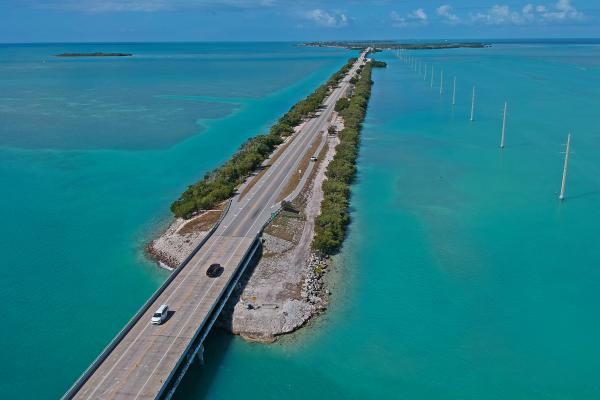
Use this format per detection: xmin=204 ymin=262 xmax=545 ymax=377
xmin=157 ymin=206 xmax=282 ymax=399
xmin=62 ymin=200 xmax=232 ymax=400
xmin=158 ymin=234 xmax=262 ymax=400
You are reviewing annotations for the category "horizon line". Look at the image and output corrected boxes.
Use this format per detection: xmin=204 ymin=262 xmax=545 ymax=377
xmin=2 ymin=37 xmax=600 ymax=45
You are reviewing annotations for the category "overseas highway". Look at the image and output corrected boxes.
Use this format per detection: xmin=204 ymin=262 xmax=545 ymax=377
xmin=66 ymin=49 xmax=368 ymax=400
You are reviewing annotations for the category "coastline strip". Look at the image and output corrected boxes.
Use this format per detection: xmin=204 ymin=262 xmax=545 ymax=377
xmin=312 ymin=59 xmax=379 ymax=254
xmin=170 ymin=58 xmax=357 ymax=219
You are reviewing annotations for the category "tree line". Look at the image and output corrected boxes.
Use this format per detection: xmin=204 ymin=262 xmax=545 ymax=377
xmin=170 ymin=58 xmax=358 ymax=219
xmin=312 ymin=61 xmax=375 ymax=254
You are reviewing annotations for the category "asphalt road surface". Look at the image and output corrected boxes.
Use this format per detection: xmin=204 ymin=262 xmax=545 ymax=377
xmin=72 ymin=50 xmax=368 ymax=400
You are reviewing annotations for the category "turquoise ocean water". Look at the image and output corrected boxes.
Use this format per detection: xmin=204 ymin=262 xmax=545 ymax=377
xmin=0 ymin=42 xmax=350 ymax=399
xmin=2 ymin=42 xmax=600 ymax=399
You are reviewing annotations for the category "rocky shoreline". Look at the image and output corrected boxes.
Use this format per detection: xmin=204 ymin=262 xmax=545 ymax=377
xmin=300 ymin=253 xmax=331 ymax=314
xmin=217 ymin=114 xmax=344 ymax=342
xmin=145 ymin=207 xmax=224 ymax=270
xmin=146 ymin=74 xmax=351 ymax=342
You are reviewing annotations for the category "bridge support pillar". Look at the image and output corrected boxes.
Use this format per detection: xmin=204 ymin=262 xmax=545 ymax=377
xmin=196 ymin=344 xmax=204 ymax=365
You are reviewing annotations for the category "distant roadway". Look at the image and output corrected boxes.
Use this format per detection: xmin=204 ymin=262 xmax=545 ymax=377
xmin=69 ymin=49 xmax=368 ymax=400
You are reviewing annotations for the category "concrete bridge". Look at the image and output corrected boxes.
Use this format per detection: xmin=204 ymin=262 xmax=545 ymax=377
xmin=63 ymin=50 xmax=368 ymax=400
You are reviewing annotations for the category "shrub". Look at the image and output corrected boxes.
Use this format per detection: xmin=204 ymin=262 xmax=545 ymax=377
xmin=171 ymin=57 xmax=358 ymax=219
xmin=281 ymin=200 xmax=297 ymax=213
xmin=335 ymin=97 xmax=350 ymax=112
xmin=312 ymin=62 xmax=373 ymax=254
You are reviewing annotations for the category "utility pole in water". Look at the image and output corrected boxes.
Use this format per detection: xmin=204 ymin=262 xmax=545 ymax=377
xmin=452 ymin=77 xmax=457 ymax=106
xmin=424 ymin=63 xmax=427 ymax=81
xmin=440 ymin=70 xmax=444 ymax=95
xmin=559 ymin=133 xmax=572 ymax=201
xmin=500 ymin=101 xmax=508 ymax=149
xmin=430 ymin=65 xmax=434 ymax=88
xmin=470 ymin=86 xmax=476 ymax=121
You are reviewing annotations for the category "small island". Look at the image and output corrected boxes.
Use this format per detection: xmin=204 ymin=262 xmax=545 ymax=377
xmin=303 ymin=41 xmax=489 ymax=50
xmin=55 ymin=52 xmax=132 ymax=57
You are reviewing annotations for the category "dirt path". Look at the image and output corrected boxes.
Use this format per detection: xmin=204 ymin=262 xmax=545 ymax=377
xmin=221 ymin=122 xmax=342 ymax=341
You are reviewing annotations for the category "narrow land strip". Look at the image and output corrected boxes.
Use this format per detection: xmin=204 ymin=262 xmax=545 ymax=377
xmin=221 ymin=60 xmax=382 ymax=341
xmin=147 ymin=51 xmax=380 ymax=342
xmin=67 ymin=51 xmax=369 ymax=400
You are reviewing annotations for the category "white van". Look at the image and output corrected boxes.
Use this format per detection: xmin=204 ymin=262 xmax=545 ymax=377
xmin=151 ymin=304 xmax=169 ymax=325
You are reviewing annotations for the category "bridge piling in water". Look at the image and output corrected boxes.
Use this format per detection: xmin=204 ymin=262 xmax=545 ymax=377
xmin=430 ymin=65 xmax=434 ymax=88
xmin=452 ymin=77 xmax=456 ymax=106
xmin=501 ymin=101 xmax=508 ymax=149
xmin=470 ymin=86 xmax=476 ymax=121
xmin=559 ymin=133 xmax=572 ymax=201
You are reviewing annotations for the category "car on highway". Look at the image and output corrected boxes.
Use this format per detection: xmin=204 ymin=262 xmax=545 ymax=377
xmin=151 ymin=304 xmax=169 ymax=325
xmin=310 ymin=156 xmax=318 ymax=162
xmin=206 ymin=263 xmax=224 ymax=278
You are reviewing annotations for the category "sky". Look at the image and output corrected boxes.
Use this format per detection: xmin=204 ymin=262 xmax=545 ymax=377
xmin=0 ymin=0 xmax=599 ymax=43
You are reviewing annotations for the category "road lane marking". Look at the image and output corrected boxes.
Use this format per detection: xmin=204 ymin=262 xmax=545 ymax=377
xmin=83 ymin=217 xmax=238 ymax=398
xmin=83 ymin=55 xmax=366 ymax=400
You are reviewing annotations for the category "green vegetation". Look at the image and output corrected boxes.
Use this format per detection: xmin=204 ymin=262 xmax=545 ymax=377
xmin=281 ymin=200 xmax=298 ymax=213
xmin=312 ymin=62 xmax=373 ymax=254
xmin=303 ymin=41 xmax=489 ymax=50
xmin=334 ymin=97 xmax=349 ymax=112
xmin=55 ymin=52 xmax=132 ymax=57
xmin=371 ymin=60 xmax=387 ymax=68
xmin=171 ymin=58 xmax=357 ymax=219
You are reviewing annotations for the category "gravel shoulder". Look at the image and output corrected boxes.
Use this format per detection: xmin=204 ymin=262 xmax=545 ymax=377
xmin=146 ymin=206 xmax=224 ymax=270
xmin=219 ymin=114 xmax=344 ymax=342
xmin=147 ymin=111 xmax=347 ymax=342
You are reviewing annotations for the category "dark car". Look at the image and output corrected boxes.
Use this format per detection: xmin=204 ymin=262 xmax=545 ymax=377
xmin=206 ymin=263 xmax=224 ymax=278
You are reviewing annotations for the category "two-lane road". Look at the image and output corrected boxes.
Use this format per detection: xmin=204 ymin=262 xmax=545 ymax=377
xmin=71 ymin=50 xmax=368 ymax=400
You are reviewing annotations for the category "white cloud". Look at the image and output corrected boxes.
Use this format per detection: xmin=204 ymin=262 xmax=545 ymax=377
xmin=470 ymin=0 xmax=585 ymax=25
xmin=471 ymin=4 xmax=524 ymax=25
xmin=391 ymin=8 xmax=428 ymax=27
xmin=522 ymin=4 xmax=536 ymax=22
xmin=303 ymin=9 xmax=349 ymax=28
xmin=541 ymin=0 xmax=584 ymax=21
xmin=437 ymin=5 xmax=460 ymax=24
xmin=411 ymin=8 xmax=428 ymax=22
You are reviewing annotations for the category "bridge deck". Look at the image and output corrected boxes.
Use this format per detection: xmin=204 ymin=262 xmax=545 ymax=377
xmin=75 ymin=235 xmax=255 ymax=400
xmin=68 ymin=51 xmax=367 ymax=400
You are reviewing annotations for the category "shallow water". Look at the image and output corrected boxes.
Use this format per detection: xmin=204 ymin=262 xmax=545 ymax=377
xmin=2 ymin=42 xmax=600 ymax=399
xmin=0 ymin=42 xmax=350 ymax=399
xmin=177 ymin=43 xmax=600 ymax=399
